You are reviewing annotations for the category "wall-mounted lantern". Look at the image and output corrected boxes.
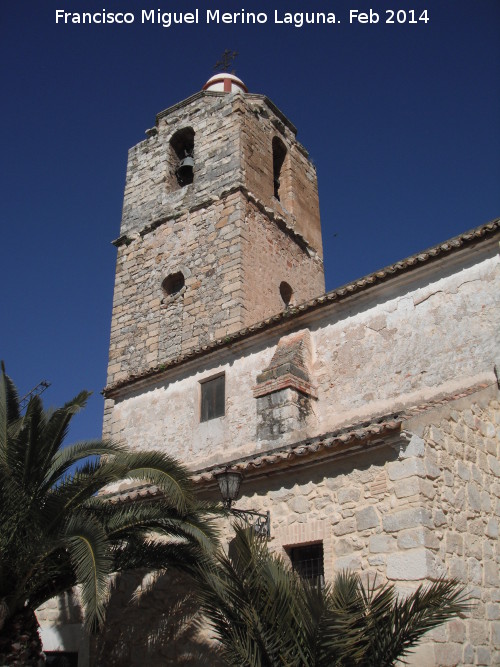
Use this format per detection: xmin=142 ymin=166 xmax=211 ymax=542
xmin=215 ymin=468 xmax=271 ymax=538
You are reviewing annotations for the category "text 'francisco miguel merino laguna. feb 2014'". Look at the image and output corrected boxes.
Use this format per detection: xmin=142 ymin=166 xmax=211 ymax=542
xmin=55 ymin=9 xmax=431 ymax=28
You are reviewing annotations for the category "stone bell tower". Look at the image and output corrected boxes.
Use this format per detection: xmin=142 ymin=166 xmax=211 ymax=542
xmin=106 ymin=73 xmax=325 ymax=388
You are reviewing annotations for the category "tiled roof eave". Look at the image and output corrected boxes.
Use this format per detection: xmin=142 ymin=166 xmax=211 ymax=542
xmin=104 ymin=381 xmax=491 ymax=504
xmin=192 ymin=421 xmax=403 ymax=487
xmin=103 ymin=219 xmax=499 ymax=397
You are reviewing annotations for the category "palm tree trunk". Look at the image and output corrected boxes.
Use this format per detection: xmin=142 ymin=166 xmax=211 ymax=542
xmin=0 ymin=608 xmax=45 ymax=666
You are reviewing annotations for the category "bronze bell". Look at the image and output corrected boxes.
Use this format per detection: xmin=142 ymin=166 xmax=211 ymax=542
xmin=176 ymin=153 xmax=194 ymax=185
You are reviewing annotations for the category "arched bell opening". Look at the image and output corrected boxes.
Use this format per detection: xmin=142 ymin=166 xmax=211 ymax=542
xmin=170 ymin=127 xmax=195 ymax=188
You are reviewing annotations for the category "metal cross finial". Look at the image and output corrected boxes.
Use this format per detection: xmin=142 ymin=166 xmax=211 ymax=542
xmin=213 ymin=49 xmax=238 ymax=73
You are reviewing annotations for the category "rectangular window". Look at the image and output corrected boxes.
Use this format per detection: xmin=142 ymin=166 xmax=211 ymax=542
xmin=288 ymin=542 xmax=324 ymax=584
xmin=200 ymin=374 xmax=225 ymax=422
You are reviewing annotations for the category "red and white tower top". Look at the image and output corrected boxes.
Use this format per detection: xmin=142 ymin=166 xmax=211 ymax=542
xmin=203 ymin=73 xmax=248 ymax=94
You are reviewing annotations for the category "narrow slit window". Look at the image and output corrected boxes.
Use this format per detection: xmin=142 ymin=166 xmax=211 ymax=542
xmin=272 ymin=136 xmax=287 ymax=201
xmin=200 ymin=374 xmax=225 ymax=422
xmin=280 ymin=281 xmax=293 ymax=308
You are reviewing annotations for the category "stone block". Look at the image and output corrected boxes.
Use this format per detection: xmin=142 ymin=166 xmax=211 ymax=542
xmin=447 ymin=619 xmax=466 ymax=643
xmin=433 ymin=509 xmax=447 ymax=527
xmin=492 ymin=621 xmax=500 ymax=649
xmin=448 ymin=556 xmax=467 ymax=582
xmin=445 ymin=532 xmax=463 ymax=555
xmin=334 ymin=555 xmax=362 ymax=571
xmin=333 ymin=518 xmax=356 ymax=536
xmin=463 ymin=643 xmax=474 ymax=664
xmin=386 ymin=549 xmax=445 ymax=581
xmin=432 ymin=643 xmax=463 ymax=666
xmin=334 ymin=538 xmax=358 ymax=556
xmin=476 ymin=647 xmax=491 ymax=666
xmin=457 ymin=461 xmax=470 ymax=481
xmin=468 ymin=558 xmax=483 ymax=585
xmin=382 ymin=507 xmax=432 ymax=533
xmin=425 ymin=459 xmax=442 ymax=479
xmin=400 ymin=434 xmax=425 ymax=458
xmin=387 ymin=458 xmax=426 ymax=481
xmin=485 ymin=559 xmax=500 ymax=587
xmin=369 ymin=534 xmax=396 ymax=553
xmin=488 ymin=455 xmax=500 ymax=477
xmin=467 ymin=482 xmax=481 ymax=511
xmin=355 ymin=506 xmax=379 ymax=531
xmin=337 ymin=487 xmax=361 ymax=504
xmin=394 ymin=477 xmax=420 ymax=498
xmin=397 ymin=527 xmax=439 ymax=550
xmin=469 ymin=619 xmax=489 ymax=644
xmin=486 ymin=603 xmax=500 ymax=620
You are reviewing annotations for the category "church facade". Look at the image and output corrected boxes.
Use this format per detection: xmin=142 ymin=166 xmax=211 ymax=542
xmin=38 ymin=74 xmax=500 ymax=666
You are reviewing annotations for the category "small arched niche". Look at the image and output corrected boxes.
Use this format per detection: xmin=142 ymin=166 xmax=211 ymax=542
xmin=279 ymin=281 xmax=294 ymax=308
xmin=162 ymin=271 xmax=185 ymax=297
xmin=170 ymin=127 xmax=195 ymax=188
xmin=272 ymin=136 xmax=287 ymax=201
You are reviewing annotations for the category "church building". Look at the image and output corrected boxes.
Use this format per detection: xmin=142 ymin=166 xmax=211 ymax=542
xmin=38 ymin=73 xmax=500 ymax=666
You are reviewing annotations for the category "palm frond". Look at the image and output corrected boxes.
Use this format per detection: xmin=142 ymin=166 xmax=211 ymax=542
xmin=196 ymin=529 xmax=468 ymax=667
xmin=0 ymin=371 xmax=218 ymax=635
xmin=0 ymin=368 xmax=24 ymax=472
xmin=62 ymin=513 xmax=113 ymax=631
xmin=36 ymin=391 xmax=91 ymax=476
xmin=106 ymin=450 xmax=194 ymax=513
xmin=41 ymin=439 xmax=124 ymax=492
xmin=368 ymin=577 xmax=469 ymax=666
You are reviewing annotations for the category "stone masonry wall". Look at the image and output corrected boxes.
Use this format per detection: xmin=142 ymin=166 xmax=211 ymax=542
xmin=120 ymin=93 xmax=242 ymax=237
xmin=222 ymin=386 xmax=500 ymax=666
xmin=107 ymin=188 xmax=324 ymax=387
xmin=40 ymin=387 xmax=500 ymax=665
xmin=405 ymin=389 xmax=500 ymax=666
xmin=119 ymin=91 xmax=321 ymax=252
xmin=104 ymin=245 xmax=499 ymax=469
xmin=241 ymin=198 xmax=324 ymax=322
xmin=238 ymin=96 xmax=323 ymax=254
xmin=108 ymin=90 xmax=324 ymax=387
xmin=107 ymin=191 xmax=246 ymax=386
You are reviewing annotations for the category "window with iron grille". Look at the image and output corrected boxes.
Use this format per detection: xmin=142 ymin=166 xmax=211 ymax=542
xmin=200 ymin=374 xmax=225 ymax=422
xmin=288 ymin=542 xmax=324 ymax=583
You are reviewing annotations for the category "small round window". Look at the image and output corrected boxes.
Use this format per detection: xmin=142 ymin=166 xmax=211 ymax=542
xmin=162 ymin=272 xmax=185 ymax=296
xmin=280 ymin=281 xmax=293 ymax=307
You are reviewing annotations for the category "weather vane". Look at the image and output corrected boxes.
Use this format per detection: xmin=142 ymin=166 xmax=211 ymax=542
xmin=213 ymin=49 xmax=238 ymax=74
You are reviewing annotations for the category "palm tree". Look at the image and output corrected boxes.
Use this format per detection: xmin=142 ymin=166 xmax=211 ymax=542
xmin=0 ymin=365 xmax=217 ymax=666
xmin=195 ymin=526 xmax=468 ymax=667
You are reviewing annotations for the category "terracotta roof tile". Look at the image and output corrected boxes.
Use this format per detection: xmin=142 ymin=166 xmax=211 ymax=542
xmin=190 ymin=381 xmax=490 ymax=485
xmin=104 ymin=383 xmax=491 ymax=504
xmin=104 ymin=219 xmax=499 ymax=397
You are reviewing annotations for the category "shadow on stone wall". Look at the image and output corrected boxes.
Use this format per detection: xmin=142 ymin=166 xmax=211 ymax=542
xmin=90 ymin=569 xmax=225 ymax=667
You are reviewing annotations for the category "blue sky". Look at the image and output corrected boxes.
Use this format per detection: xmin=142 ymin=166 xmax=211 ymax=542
xmin=1 ymin=0 xmax=499 ymax=444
